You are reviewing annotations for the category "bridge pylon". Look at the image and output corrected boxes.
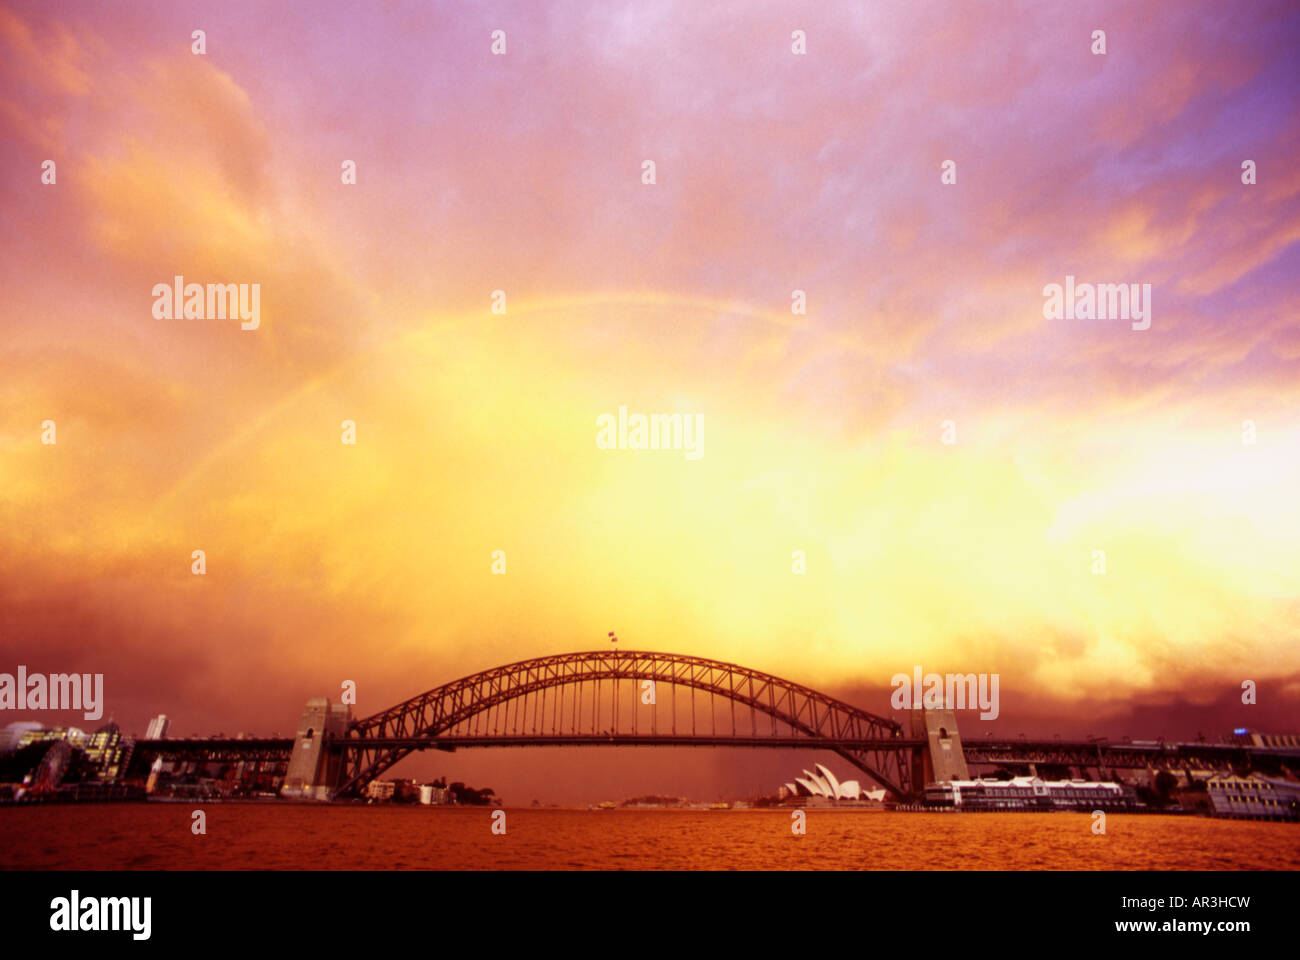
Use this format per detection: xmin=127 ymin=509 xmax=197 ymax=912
xmin=911 ymin=707 xmax=970 ymax=786
xmin=281 ymin=698 xmax=351 ymax=800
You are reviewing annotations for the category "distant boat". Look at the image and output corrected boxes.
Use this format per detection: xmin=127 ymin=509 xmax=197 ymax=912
xmin=708 ymin=801 xmax=730 ymax=810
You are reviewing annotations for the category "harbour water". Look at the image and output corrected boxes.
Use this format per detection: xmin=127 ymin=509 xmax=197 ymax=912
xmin=2 ymin=805 xmax=1297 ymax=870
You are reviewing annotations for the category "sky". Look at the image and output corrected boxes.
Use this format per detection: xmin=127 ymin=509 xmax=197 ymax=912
xmin=1 ymin=0 xmax=1298 ymax=802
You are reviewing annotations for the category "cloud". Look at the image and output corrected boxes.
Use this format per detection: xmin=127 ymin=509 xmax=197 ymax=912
xmin=0 ymin=0 xmax=1297 ymax=794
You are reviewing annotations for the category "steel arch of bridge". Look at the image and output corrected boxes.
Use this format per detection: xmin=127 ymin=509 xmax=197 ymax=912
xmin=336 ymin=650 xmax=913 ymax=799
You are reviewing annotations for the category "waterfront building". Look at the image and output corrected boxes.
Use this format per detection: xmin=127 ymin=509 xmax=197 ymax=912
xmin=83 ymin=722 xmax=130 ymax=781
xmin=390 ymin=779 xmax=425 ymax=803
xmin=923 ymin=776 xmax=1138 ymax=811
xmin=780 ymin=763 xmax=887 ymax=803
xmin=7 ymin=724 xmax=128 ymax=783
xmin=419 ymin=784 xmax=450 ymax=805
xmin=16 ymin=726 xmax=84 ymax=749
xmin=1206 ymin=774 xmax=1300 ymax=821
xmin=0 ymin=721 xmax=43 ymax=753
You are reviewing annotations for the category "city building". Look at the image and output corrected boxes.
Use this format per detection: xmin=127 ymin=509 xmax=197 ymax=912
xmin=145 ymin=715 xmax=170 ymax=740
xmin=1206 ymin=774 xmax=1300 ymax=821
xmin=1223 ymin=728 xmax=1300 ymax=749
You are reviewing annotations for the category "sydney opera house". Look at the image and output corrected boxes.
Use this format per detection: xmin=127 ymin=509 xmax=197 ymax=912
xmin=779 ymin=763 xmax=887 ymax=804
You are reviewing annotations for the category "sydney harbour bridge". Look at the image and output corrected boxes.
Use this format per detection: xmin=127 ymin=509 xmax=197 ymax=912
xmin=126 ymin=650 xmax=1297 ymax=801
